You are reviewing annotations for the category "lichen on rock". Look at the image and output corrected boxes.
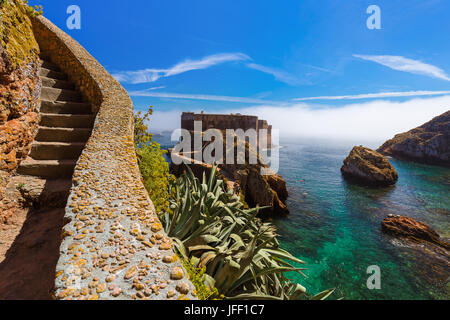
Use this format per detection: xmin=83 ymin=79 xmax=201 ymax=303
xmin=0 ymin=0 xmax=41 ymax=172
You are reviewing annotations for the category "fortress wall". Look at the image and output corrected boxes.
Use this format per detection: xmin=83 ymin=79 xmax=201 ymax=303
xmin=182 ymin=112 xmax=272 ymax=147
xmin=31 ymin=16 xmax=196 ymax=300
xmin=181 ymin=112 xmax=259 ymax=132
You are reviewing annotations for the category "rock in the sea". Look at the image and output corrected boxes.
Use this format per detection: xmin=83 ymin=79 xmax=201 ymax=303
xmin=381 ymin=215 xmax=449 ymax=249
xmin=377 ymin=110 xmax=450 ymax=167
xmin=341 ymin=146 xmax=398 ymax=186
xmin=243 ymin=167 xmax=289 ymax=216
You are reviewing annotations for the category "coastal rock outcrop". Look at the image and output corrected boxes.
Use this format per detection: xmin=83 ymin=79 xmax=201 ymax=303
xmin=0 ymin=0 xmax=41 ymax=172
xmin=170 ymin=131 xmax=289 ymax=216
xmin=238 ymin=167 xmax=289 ymax=216
xmin=341 ymin=146 xmax=398 ymax=186
xmin=377 ymin=110 xmax=450 ymax=167
xmin=381 ymin=215 xmax=449 ymax=250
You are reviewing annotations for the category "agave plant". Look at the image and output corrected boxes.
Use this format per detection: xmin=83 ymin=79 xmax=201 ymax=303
xmin=160 ymin=165 xmax=334 ymax=300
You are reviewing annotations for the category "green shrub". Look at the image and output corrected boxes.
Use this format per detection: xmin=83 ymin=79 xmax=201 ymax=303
xmin=23 ymin=0 xmax=43 ymax=16
xmin=179 ymin=255 xmax=222 ymax=300
xmin=134 ymin=106 xmax=172 ymax=214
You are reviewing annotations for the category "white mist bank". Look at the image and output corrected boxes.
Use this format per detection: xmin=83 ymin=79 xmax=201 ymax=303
xmin=144 ymin=95 xmax=450 ymax=142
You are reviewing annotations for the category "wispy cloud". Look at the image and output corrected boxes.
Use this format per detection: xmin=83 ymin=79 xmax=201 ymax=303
xmin=293 ymin=90 xmax=450 ymax=101
xmin=246 ymin=63 xmax=302 ymax=85
xmin=353 ymin=54 xmax=450 ymax=81
xmin=132 ymin=88 xmax=450 ymax=105
xmin=301 ymin=63 xmax=332 ymax=73
xmin=129 ymin=89 xmax=283 ymax=105
xmin=113 ymin=53 xmax=250 ymax=84
xmin=146 ymin=86 xmax=166 ymax=90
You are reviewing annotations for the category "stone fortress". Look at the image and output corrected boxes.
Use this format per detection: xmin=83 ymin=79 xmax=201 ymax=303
xmin=181 ymin=112 xmax=272 ymax=148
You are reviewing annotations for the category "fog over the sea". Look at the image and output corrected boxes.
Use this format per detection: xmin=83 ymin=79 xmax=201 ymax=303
xmin=145 ymin=95 xmax=450 ymax=143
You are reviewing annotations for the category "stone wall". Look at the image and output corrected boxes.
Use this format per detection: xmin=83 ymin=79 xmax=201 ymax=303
xmin=181 ymin=112 xmax=272 ymax=148
xmin=31 ymin=16 xmax=196 ymax=300
xmin=0 ymin=0 xmax=41 ymax=172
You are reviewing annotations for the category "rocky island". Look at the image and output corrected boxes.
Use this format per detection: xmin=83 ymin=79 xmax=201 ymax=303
xmin=341 ymin=145 xmax=398 ymax=186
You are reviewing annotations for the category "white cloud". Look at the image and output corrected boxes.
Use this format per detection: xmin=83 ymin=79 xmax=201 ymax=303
xmin=129 ymin=90 xmax=283 ymax=105
xmin=147 ymin=95 xmax=450 ymax=143
xmin=354 ymin=54 xmax=450 ymax=81
xmin=145 ymin=86 xmax=166 ymax=90
xmin=246 ymin=63 xmax=302 ymax=85
xmin=113 ymin=53 xmax=250 ymax=84
xmin=294 ymin=90 xmax=450 ymax=101
xmin=238 ymin=96 xmax=450 ymax=142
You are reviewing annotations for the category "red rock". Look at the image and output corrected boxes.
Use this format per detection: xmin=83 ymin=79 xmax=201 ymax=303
xmin=381 ymin=215 xmax=449 ymax=249
xmin=0 ymin=3 xmax=40 ymax=173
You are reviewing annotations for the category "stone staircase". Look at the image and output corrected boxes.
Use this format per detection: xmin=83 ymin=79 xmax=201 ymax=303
xmin=17 ymin=59 xmax=95 ymax=179
xmin=0 ymin=59 xmax=95 ymax=299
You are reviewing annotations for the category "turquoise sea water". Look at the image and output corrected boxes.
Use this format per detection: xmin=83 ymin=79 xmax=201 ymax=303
xmin=155 ymin=134 xmax=450 ymax=300
xmin=273 ymin=138 xmax=450 ymax=300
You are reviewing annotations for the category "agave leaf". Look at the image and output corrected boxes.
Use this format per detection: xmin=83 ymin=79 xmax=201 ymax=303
xmin=289 ymin=283 xmax=307 ymax=300
xmin=312 ymin=288 xmax=335 ymax=300
xmin=190 ymin=256 xmax=200 ymax=268
xmin=229 ymin=266 xmax=305 ymax=293
xmin=188 ymin=245 xmax=217 ymax=252
xmin=207 ymin=165 xmax=217 ymax=192
xmin=203 ymin=273 xmax=216 ymax=289
xmin=199 ymin=251 xmax=217 ymax=267
xmin=171 ymin=237 xmax=188 ymax=259
xmin=262 ymin=248 xmax=306 ymax=264
xmin=226 ymin=293 xmax=283 ymax=300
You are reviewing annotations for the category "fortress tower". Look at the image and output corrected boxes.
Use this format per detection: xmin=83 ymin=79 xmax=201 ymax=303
xmin=181 ymin=112 xmax=272 ymax=148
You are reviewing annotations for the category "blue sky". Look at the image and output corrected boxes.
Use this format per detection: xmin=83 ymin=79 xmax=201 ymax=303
xmin=30 ymin=0 xmax=450 ymax=139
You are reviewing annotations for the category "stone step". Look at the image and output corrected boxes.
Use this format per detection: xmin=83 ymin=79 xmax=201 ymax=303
xmin=39 ymin=68 xmax=67 ymax=81
xmin=40 ymin=114 xmax=95 ymax=128
xmin=40 ymin=100 xmax=92 ymax=115
xmin=17 ymin=158 xmax=77 ymax=179
xmin=41 ymin=87 xmax=82 ymax=103
xmin=40 ymin=76 xmax=74 ymax=90
xmin=29 ymin=142 xmax=86 ymax=160
xmin=40 ymin=60 xmax=61 ymax=72
xmin=35 ymin=127 xmax=92 ymax=143
xmin=13 ymin=177 xmax=73 ymax=209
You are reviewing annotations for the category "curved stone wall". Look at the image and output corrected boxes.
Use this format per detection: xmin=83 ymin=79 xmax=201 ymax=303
xmin=32 ymin=16 xmax=196 ymax=300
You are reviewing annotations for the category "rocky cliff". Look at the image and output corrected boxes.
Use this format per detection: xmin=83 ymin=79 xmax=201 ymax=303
xmin=377 ymin=110 xmax=450 ymax=167
xmin=0 ymin=0 xmax=40 ymax=236
xmin=0 ymin=0 xmax=41 ymax=172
